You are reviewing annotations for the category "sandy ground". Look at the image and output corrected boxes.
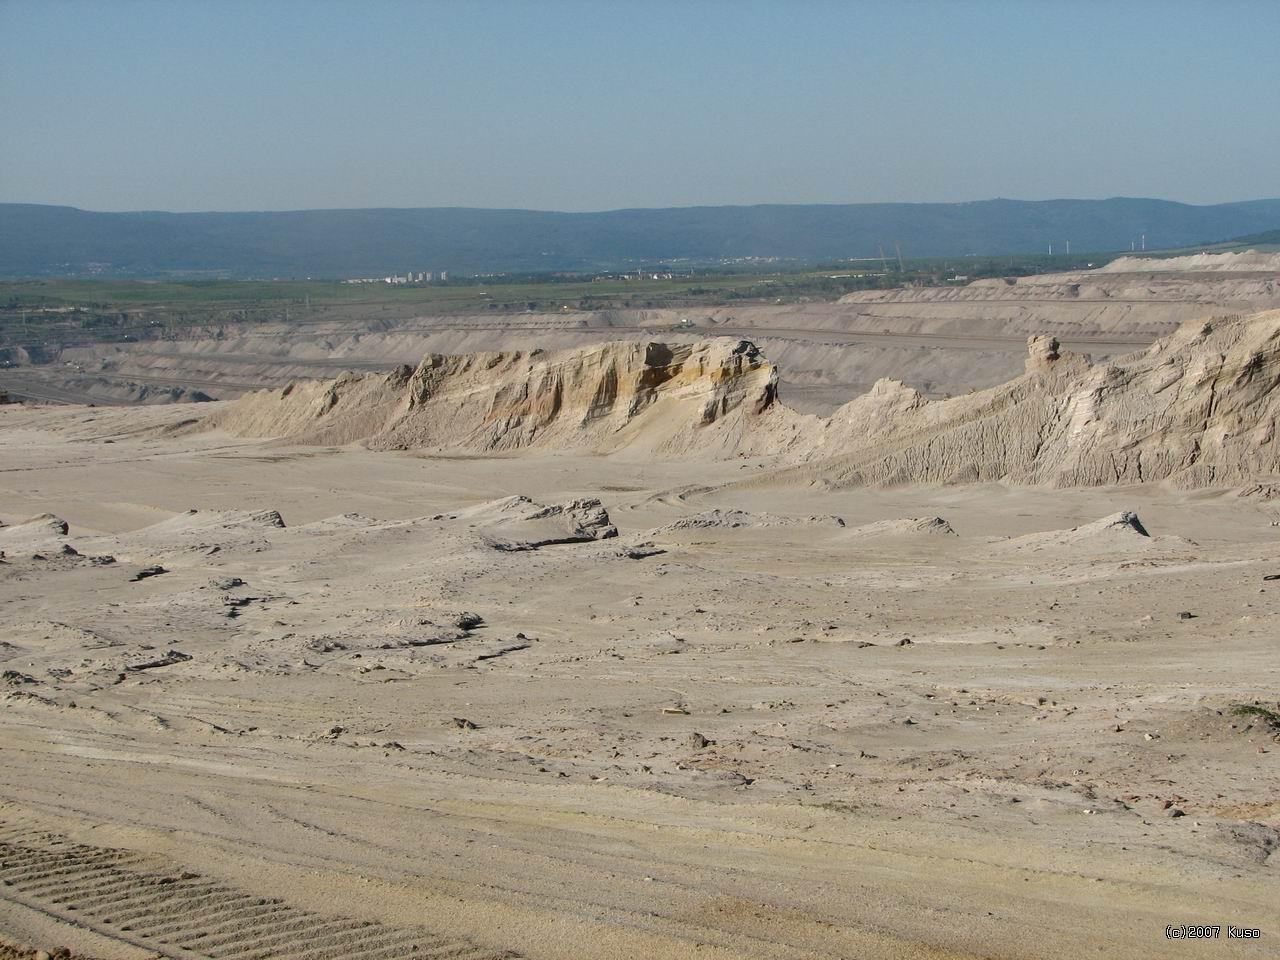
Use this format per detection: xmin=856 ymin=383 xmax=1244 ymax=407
xmin=1 ymin=403 xmax=1277 ymax=959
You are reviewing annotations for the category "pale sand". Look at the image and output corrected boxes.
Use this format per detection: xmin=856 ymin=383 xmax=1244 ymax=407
xmin=1 ymin=405 xmax=1276 ymax=958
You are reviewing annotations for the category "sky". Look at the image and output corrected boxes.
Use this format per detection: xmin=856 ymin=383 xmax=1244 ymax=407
xmin=1 ymin=0 xmax=1277 ymax=213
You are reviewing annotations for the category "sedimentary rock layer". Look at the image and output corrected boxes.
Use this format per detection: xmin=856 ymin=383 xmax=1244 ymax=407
xmin=203 ymin=310 xmax=1280 ymax=492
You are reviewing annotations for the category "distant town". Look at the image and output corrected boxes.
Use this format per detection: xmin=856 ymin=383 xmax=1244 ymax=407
xmin=342 ymin=271 xmax=448 ymax=285
xmin=341 ymin=269 xmax=685 ymax=285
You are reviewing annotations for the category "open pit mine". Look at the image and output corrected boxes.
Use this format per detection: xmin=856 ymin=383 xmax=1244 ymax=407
xmin=1 ymin=258 xmax=1277 ymax=960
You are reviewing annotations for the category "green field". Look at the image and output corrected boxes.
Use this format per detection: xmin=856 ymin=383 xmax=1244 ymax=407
xmin=4 ymin=273 xmax=778 ymax=313
xmin=0 ymin=271 xmax=838 ymax=354
xmin=0 ymin=250 xmax=1128 ymax=357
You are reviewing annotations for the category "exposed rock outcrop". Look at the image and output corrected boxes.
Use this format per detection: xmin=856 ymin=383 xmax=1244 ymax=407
xmin=204 ymin=338 xmax=776 ymax=457
xmin=0 ymin=514 xmax=72 ymax=552
xmin=201 ymin=310 xmax=1280 ymax=492
xmin=456 ymin=496 xmax=619 ymax=551
xmin=755 ymin=309 xmax=1280 ymax=491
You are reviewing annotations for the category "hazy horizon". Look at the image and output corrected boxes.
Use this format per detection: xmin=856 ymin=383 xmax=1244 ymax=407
xmin=7 ymin=194 xmax=1280 ymax=217
xmin=3 ymin=0 xmax=1278 ymax=213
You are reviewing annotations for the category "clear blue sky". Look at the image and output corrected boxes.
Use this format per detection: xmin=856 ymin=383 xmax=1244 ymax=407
xmin=2 ymin=0 xmax=1277 ymax=212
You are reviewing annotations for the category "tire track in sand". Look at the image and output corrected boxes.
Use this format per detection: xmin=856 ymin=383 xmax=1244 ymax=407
xmin=0 ymin=820 xmax=516 ymax=960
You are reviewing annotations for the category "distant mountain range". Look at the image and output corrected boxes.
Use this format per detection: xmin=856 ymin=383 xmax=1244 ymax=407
xmin=3 ymin=198 xmax=1280 ymax=279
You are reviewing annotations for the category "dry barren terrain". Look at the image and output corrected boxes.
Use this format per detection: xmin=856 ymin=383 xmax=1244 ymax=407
xmin=1 ymin=402 xmax=1276 ymax=959
xmin=2 ymin=259 xmax=1278 ymax=958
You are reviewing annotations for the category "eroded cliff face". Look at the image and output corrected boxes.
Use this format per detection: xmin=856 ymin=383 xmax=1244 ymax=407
xmin=1040 ymin=313 xmax=1280 ymax=488
xmin=202 ymin=311 xmax=1280 ymax=491
xmin=758 ymin=310 xmax=1280 ymax=490
xmin=204 ymin=337 xmax=779 ymax=457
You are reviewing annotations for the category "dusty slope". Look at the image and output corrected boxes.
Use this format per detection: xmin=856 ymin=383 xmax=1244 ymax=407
xmin=1099 ymin=251 xmax=1280 ymax=273
xmin=0 ymin=408 xmax=1276 ymax=959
